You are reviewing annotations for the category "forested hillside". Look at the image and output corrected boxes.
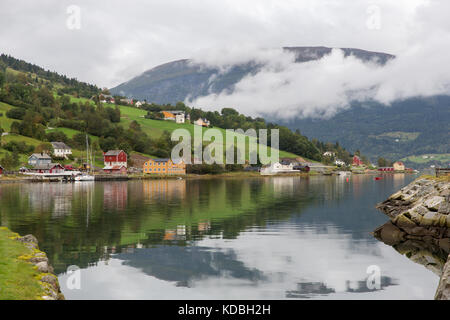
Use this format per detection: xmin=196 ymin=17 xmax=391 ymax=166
xmin=0 ymin=54 xmax=364 ymax=171
xmin=283 ymin=97 xmax=450 ymax=167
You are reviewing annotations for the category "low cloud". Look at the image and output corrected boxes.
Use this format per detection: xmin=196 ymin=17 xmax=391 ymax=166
xmin=187 ymin=37 xmax=450 ymax=119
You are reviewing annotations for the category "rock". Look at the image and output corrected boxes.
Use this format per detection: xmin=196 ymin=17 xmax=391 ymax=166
xmin=389 ymin=191 xmax=403 ymax=200
xmin=424 ymin=196 xmax=445 ymax=211
xmin=438 ymin=198 xmax=450 ymax=214
xmin=395 ymin=213 xmax=417 ymax=228
xmin=421 ymin=211 xmax=440 ymax=226
xmin=17 ymin=235 xmax=39 ymax=249
xmin=30 ymin=255 xmax=48 ymax=264
xmin=35 ymin=261 xmax=53 ymax=273
xmin=435 ymin=255 xmax=450 ymax=300
xmin=40 ymin=275 xmax=60 ymax=291
xmin=410 ymin=205 xmax=429 ymax=216
xmin=408 ymin=209 xmax=423 ymax=224
xmin=373 ymin=222 xmax=405 ymax=245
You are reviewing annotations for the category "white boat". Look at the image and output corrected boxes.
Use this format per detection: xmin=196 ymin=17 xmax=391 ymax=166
xmin=75 ymin=174 xmax=95 ymax=181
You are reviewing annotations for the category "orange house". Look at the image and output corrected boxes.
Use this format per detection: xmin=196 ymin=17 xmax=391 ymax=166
xmin=143 ymin=158 xmax=186 ymax=175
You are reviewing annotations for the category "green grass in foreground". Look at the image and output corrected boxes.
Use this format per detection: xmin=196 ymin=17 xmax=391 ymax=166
xmin=0 ymin=227 xmax=44 ymax=300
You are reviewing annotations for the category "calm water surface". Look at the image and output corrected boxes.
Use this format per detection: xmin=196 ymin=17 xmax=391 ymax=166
xmin=0 ymin=174 xmax=440 ymax=299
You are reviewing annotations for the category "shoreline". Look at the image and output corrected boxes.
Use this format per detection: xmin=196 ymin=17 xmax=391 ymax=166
xmin=0 ymin=227 xmax=64 ymax=300
xmin=374 ymin=175 xmax=450 ymax=300
xmin=0 ymin=170 xmax=419 ymax=183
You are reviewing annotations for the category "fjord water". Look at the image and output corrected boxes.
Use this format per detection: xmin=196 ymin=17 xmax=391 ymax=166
xmin=0 ymin=174 xmax=439 ymax=299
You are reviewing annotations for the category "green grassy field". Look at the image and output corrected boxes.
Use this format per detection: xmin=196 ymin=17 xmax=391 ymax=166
xmin=401 ymin=153 xmax=450 ymax=164
xmin=45 ymin=127 xmax=99 ymax=141
xmin=64 ymin=96 xmax=299 ymax=159
xmin=0 ymin=90 xmax=304 ymax=170
xmin=0 ymin=102 xmax=16 ymax=131
xmin=0 ymin=227 xmax=46 ymax=300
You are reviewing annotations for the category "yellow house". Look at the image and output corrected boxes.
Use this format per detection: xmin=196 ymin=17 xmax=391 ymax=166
xmin=143 ymin=158 xmax=186 ymax=175
xmin=393 ymin=161 xmax=405 ymax=171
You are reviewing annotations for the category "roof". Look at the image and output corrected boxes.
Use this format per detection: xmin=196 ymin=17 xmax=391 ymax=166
xmin=163 ymin=110 xmax=184 ymax=115
xmin=150 ymin=158 xmax=170 ymax=163
xmin=31 ymin=163 xmax=63 ymax=170
xmin=104 ymin=150 xmax=126 ymax=156
xmin=103 ymin=165 xmax=127 ymax=170
xmin=51 ymin=142 xmax=71 ymax=150
xmin=162 ymin=111 xmax=176 ymax=118
xmin=29 ymin=153 xmax=52 ymax=159
xmin=394 ymin=161 xmax=404 ymax=165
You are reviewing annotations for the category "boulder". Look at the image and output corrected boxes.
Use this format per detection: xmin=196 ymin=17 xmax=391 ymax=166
xmin=421 ymin=211 xmax=440 ymax=226
xmin=424 ymin=196 xmax=445 ymax=211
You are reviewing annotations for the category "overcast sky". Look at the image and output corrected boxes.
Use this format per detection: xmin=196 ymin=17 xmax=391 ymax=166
xmin=1 ymin=0 xmax=449 ymax=117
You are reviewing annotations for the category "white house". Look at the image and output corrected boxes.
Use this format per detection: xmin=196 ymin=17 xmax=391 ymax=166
xmin=334 ymin=159 xmax=346 ymax=166
xmin=323 ymin=151 xmax=336 ymax=157
xmin=135 ymin=101 xmax=144 ymax=108
xmin=194 ymin=118 xmax=211 ymax=127
xmin=176 ymin=114 xmax=185 ymax=124
xmin=51 ymin=142 xmax=72 ymax=159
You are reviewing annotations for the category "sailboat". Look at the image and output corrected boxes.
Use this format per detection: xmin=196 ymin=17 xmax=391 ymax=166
xmin=75 ymin=135 xmax=95 ymax=182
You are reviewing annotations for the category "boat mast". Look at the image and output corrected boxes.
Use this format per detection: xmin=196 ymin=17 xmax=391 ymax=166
xmin=86 ymin=134 xmax=90 ymax=173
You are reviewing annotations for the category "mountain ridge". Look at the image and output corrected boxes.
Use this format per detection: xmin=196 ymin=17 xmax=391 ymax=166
xmin=110 ymin=46 xmax=395 ymax=104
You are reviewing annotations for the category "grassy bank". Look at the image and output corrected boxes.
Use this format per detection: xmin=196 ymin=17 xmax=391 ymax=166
xmin=0 ymin=227 xmax=47 ymax=300
xmin=418 ymin=174 xmax=450 ymax=183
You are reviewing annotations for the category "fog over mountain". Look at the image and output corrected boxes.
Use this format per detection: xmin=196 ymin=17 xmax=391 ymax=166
xmin=112 ymin=41 xmax=450 ymax=120
xmin=111 ymin=46 xmax=394 ymax=115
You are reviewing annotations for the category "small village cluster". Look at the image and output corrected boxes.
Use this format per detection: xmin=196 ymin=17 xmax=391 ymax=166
xmin=97 ymin=94 xmax=211 ymax=127
xmin=323 ymin=152 xmax=412 ymax=171
xmin=0 ymin=147 xmax=413 ymax=178
xmin=160 ymin=110 xmax=211 ymax=127
xmin=1 ymin=141 xmax=186 ymax=177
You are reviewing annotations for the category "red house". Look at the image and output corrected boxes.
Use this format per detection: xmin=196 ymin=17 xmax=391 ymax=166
xmin=352 ymin=155 xmax=364 ymax=166
xmin=103 ymin=165 xmax=128 ymax=174
xmin=103 ymin=150 xmax=128 ymax=174
xmin=104 ymin=150 xmax=128 ymax=168
xmin=30 ymin=163 xmax=65 ymax=174
xmin=0 ymin=165 xmax=3 ymax=175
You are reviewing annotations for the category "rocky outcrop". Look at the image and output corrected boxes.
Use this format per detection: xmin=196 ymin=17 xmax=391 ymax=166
xmin=374 ymin=222 xmax=450 ymax=276
xmin=377 ymin=178 xmax=450 ymax=239
xmin=435 ymin=255 xmax=450 ymax=300
xmin=15 ymin=234 xmax=64 ymax=300
xmin=375 ymin=177 xmax=450 ymax=300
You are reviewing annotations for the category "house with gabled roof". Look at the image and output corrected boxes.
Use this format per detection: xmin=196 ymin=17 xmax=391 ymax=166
xmin=28 ymin=153 xmax=52 ymax=166
xmin=51 ymin=142 xmax=72 ymax=159
xmin=104 ymin=150 xmax=128 ymax=169
xmin=194 ymin=118 xmax=210 ymax=127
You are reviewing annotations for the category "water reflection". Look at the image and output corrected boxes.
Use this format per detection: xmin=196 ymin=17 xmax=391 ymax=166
xmin=374 ymin=222 xmax=450 ymax=276
xmin=0 ymin=174 xmax=440 ymax=299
